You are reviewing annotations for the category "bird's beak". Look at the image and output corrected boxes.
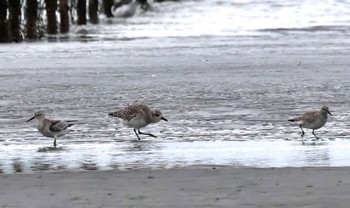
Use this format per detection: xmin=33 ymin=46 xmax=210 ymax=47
xmin=26 ymin=116 xmax=35 ymax=122
xmin=326 ymin=110 xmax=332 ymax=116
xmin=161 ymin=117 xmax=168 ymax=122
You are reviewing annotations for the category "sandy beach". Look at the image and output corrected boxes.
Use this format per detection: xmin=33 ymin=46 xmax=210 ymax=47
xmin=1 ymin=29 xmax=350 ymax=208
xmin=0 ymin=166 xmax=349 ymax=208
xmin=1 ymin=0 xmax=350 ymax=207
xmin=1 ymin=24 xmax=350 ymax=208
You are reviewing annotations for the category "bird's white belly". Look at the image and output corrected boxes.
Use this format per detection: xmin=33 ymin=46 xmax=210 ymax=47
xmin=122 ymin=117 xmax=147 ymax=129
xmin=302 ymin=119 xmax=327 ymax=130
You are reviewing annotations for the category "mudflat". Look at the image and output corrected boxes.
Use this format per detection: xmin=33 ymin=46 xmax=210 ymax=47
xmin=1 ymin=166 xmax=350 ymax=208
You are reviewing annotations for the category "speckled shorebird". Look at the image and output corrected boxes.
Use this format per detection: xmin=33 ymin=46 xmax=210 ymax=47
xmin=108 ymin=104 xmax=168 ymax=140
xmin=288 ymin=106 xmax=332 ymax=142
xmin=27 ymin=111 xmax=75 ymax=148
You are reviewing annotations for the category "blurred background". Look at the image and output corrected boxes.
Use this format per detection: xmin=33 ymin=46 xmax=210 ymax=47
xmin=0 ymin=0 xmax=349 ymax=42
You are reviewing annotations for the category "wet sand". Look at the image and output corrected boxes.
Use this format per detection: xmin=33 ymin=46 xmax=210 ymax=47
xmin=1 ymin=166 xmax=350 ymax=208
xmin=1 ymin=29 xmax=350 ymax=207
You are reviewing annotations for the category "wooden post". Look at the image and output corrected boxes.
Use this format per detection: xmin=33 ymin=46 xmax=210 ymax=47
xmin=26 ymin=0 xmax=38 ymax=39
xmin=8 ymin=0 xmax=22 ymax=42
xmin=9 ymin=0 xmax=23 ymax=42
xmin=45 ymin=0 xmax=57 ymax=34
xmin=70 ymin=0 xmax=75 ymax=24
xmin=0 ymin=0 xmax=9 ymax=43
xmin=102 ymin=0 xmax=113 ymax=18
xmin=77 ymin=0 xmax=87 ymax=25
xmin=60 ymin=0 xmax=69 ymax=33
xmin=88 ymin=0 xmax=98 ymax=24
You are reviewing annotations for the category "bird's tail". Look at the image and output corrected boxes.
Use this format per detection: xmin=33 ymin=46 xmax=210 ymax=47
xmin=108 ymin=112 xmax=121 ymax=117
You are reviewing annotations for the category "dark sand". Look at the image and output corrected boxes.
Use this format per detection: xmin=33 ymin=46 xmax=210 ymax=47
xmin=1 ymin=166 xmax=350 ymax=208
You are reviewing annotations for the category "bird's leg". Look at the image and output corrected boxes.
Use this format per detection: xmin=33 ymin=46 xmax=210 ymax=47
xmin=299 ymin=124 xmax=305 ymax=138
xmin=312 ymin=129 xmax=319 ymax=140
xmin=138 ymin=130 xmax=157 ymax=138
xmin=301 ymin=135 xmax=305 ymax=145
xmin=299 ymin=124 xmax=305 ymax=144
xmin=134 ymin=128 xmax=141 ymax=140
xmin=53 ymin=138 xmax=57 ymax=148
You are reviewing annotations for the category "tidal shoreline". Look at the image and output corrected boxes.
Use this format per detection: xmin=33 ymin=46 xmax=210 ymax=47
xmin=0 ymin=34 xmax=350 ymax=174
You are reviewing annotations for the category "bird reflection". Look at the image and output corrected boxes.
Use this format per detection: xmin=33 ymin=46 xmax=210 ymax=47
xmin=12 ymin=160 xmax=24 ymax=173
xmin=304 ymin=148 xmax=330 ymax=166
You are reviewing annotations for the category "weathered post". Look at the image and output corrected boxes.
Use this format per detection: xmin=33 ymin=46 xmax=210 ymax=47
xmin=45 ymin=0 xmax=57 ymax=34
xmin=26 ymin=0 xmax=38 ymax=39
xmin=8 ymin=0 xmax=22 ymax=42
xmin=0 ymin=0 xmax=9 ymax=43
xmin=77 ymin=0 xmax=87 ymax=25
xmin=60 ymin=0 xmax=69 ymax=33
xmin=88 ymin=0 xmax=98 ymax=24
xmin=102 ymin=0 xmax=113 ymax=18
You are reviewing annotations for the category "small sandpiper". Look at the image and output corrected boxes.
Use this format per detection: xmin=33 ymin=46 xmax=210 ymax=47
xmin=27 ymin=111 xmax=75 ymax=148
xmin=288 ymin=106 xmax=332 ymax=142
xmin=112 ymin=0 xmax=139 ymax=18
xmin=108 ymin=104 xmax=168 ymax=140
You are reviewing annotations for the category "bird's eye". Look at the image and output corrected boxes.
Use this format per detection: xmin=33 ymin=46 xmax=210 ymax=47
xmin=155 ymin=114 xmax=159 ymax=117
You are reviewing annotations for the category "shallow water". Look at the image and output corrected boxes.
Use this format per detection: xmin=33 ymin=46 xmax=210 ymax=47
xmin=1 ymin=35 xmax=350 ymax=173
xmin=70 ymin=0 xmax=350 ymax=40
xmin=2 ymin=140 xmax=350 ymax=174
xmin=1 ymin=0 xmax=350 ymax=173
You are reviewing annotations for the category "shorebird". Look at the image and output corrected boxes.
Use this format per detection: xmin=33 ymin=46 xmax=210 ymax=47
xmin=112 ymin=0 xmax=140 ymax=18
xmin=108 ymin=104 xmax=168 ymax=140
xmin=288 ymin=106 xmax=332 ymax=142
xmin=27 ymin=111 xmax=75 ymax=148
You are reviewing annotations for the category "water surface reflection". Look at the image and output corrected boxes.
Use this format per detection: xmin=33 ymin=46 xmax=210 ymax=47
xmin=2 ymin=140 xmax=350 ymax=173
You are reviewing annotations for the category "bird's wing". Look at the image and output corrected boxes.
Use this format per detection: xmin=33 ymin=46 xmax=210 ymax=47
xmin=49 ymin=120 xmax=72 ymax=132
xmin=109 ymin=104 xmax=150 ymax=121
xmin=136 ymin=104 xmax=151 ymax=113
xmin=299 ymin=111 xmax=319 ymax=123
xmin=113 ymin=0 xmax=132 ymax=10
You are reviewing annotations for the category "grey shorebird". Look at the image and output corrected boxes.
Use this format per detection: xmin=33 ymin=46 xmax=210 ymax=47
xmin=112 ymin=0 xmax=139 ymax=18
xmin=288 ymin=106 xmax=332 ymax=142
xmin=27 ymin=111 xmax=75 ymax=148
xmin=108 ymin=104 xmax=168 ymax=140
